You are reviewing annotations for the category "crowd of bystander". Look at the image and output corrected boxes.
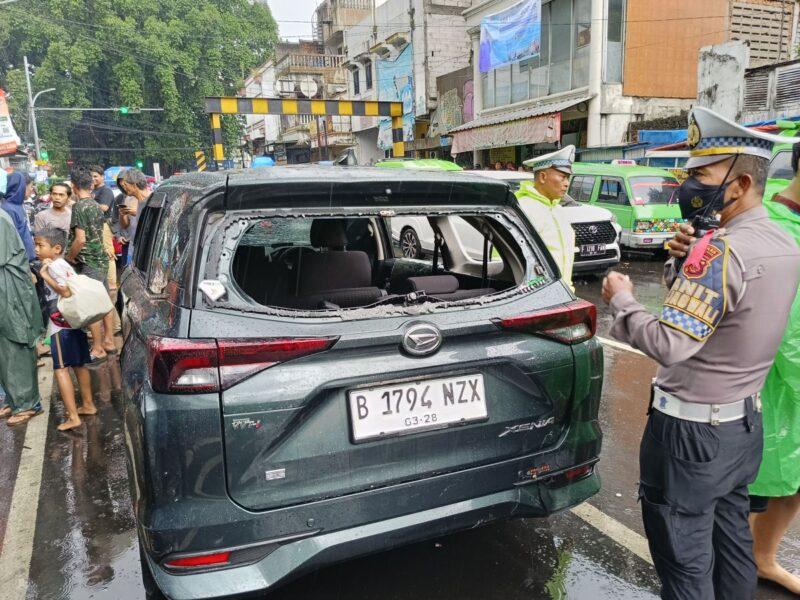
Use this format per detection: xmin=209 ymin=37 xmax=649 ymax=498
xmin=0 ymin=163 xmax=148 ymax=430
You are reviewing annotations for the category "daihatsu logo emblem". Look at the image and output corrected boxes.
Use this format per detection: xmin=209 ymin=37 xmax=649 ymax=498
xmin=402 ymin=323 xmax=442 ymax=357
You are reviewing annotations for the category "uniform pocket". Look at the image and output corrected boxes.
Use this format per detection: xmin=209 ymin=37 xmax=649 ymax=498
xmin=648 ymin=411 xmax=720 ymax=464
xmin=639 ymin=484 xmax=713 ymax=569
xmin=639 ymin=486 xmax=680 ymax=565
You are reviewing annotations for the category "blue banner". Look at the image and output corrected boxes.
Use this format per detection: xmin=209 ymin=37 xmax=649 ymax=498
xmin=479 ymin=0 xmax=541 ymax=73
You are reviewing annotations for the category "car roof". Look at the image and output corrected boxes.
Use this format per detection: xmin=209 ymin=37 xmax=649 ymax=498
xmin=571 ymin=162 xmax=678 ymax=178
xmin=154 ymin=165 xmax=515 ymax=214
xmin=463 ymin=170 xmax=532 ymax=180
xmin=375 ymin=158 xmax=463 ymax=171
xmin=160 ymin=164 xmax=500 ymax=186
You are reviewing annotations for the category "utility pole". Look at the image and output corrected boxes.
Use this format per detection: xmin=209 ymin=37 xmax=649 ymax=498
xmin=23 ymin=55 xmax=41 ymax=159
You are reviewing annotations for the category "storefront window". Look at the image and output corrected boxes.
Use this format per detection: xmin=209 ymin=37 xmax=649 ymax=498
xmin=549 ymin=0 xmax=572 ymax=94
xmin=511 ymin=60 xmax=528 ymax=104
xmin=480 ymin=0 xmax=592 ymax=110
xmin=495 ymin=65 xmax=511 ymax=106
xmin=572 ymin=0 xmax=590 ymax=88
xmin=482 ymin=70 xmax=495 ymax=109
xmin=605 ymin=0 xmax=624 ymax=83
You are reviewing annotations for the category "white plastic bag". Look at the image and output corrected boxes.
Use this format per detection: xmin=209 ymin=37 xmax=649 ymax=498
xmin=57 ymin=274 xmax=114 ymax=329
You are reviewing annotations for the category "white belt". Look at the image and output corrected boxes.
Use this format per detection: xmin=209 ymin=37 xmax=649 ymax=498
xmin=652 ymin=385 xmax=761 ymax=426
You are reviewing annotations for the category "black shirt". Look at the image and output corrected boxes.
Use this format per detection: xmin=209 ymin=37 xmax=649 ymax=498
xmin=92 ymin=184 xmax=118 ymax=230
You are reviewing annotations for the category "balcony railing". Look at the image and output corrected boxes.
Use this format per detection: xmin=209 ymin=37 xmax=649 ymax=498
xmin=275 ymin=53 xmax=346 ymax=78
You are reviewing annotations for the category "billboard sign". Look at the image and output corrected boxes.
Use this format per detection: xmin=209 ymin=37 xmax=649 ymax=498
xmin=377 ymin=44 xmax=415 ymax=151
xmin=0 ymin=89 xmax=20 ymax=156
xmin=479 ymin=0 xmax=541 ymax=73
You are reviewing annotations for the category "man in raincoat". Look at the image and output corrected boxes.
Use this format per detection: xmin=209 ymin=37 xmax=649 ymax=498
xmin=516 ymin=146 xmax=576 ymax=290
xmin=2 ymin=171 xmax=36 ymax=261
xmin=0 ymin=209 xmax=43 ymax=425
xmin=748 ymin=141 xmax=800 ymax=595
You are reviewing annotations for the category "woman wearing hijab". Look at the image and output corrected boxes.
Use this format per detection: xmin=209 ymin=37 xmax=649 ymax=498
xmin=2 ymin=172 xmax=36 ymax=261
xmin=0 ymin=209 xmax=44 ymax=425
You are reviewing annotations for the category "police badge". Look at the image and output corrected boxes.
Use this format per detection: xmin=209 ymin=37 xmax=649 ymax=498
xmin=660 ymin=237 xmax=729 ymax=341
xmin=687 ymin=116 xmax=701 ymax=149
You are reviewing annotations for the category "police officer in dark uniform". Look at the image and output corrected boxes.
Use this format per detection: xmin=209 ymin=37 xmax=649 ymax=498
xmin=602 ymin=107 xmax=800 ymax=599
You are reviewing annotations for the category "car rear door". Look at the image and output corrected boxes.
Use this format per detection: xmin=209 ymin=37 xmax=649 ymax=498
xmin=185 ymin=181 xmax=588 ymax=513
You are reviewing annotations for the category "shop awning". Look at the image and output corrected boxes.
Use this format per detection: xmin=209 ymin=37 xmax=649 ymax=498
xmin=450 ymin=94 xmax=591 ymax=155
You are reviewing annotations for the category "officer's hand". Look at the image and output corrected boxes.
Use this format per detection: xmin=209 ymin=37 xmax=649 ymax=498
xmin=602 ymin=271 xmax=633 ymax=304
xmin=667 ymin=223 xmax=695 ymax=259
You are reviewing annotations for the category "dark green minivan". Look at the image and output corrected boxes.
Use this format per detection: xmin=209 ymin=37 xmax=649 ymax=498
xmin=121 ymin=166 xmax=603 ymax=599
xmin=569 ymin=163 xmax=683 ymax=250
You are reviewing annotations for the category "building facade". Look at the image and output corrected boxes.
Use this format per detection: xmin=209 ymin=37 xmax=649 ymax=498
xmin=239 ymin=40 xmax=353 ymax=164
xmin=334 ymin=0 xmax=474 ymax=163
xmin=448 ymin=0 xmax=799 ymax=166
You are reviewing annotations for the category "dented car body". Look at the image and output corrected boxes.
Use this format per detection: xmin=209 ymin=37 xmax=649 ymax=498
xmin=120 ymin=166 xmax=603 ymax=600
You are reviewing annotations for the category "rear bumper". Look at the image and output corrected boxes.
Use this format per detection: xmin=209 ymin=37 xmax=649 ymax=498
xmin=147 ymin=472 xmax=600 ymax=600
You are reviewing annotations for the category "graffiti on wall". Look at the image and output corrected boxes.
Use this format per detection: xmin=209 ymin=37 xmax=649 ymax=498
xmin=377 ymin=44 xmax=415 ymax=151
xmin=429 ymin=67 xmax=474 ymax=138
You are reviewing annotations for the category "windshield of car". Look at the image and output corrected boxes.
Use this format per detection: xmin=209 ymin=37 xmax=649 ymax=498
xmin=768 ymin=150 xmax=794 ymax=181
xmin=629 ymin=176 xmax=680 ymax=205
xmin=215 ymin=209 xmax=537 ymax=314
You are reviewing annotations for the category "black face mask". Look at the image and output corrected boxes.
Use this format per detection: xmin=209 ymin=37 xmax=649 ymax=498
xmin=677 ymin=176 xmax=733 ymax=220
xmin=677 ymin=155 xmax=740 ymax=220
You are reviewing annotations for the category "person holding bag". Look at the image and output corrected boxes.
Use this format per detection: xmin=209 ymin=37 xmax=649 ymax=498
xmin=34 ymin=228 xmax=97 ymax=431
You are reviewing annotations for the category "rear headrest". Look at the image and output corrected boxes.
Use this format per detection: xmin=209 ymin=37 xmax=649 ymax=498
xmin=407 ymin=275 xmax=459 ymax=295
xmin=310 ymin=219 xmax=348 ymax=249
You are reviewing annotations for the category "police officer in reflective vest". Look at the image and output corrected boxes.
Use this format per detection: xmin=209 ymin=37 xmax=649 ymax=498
xmin=517 ymin=145 xmax=577 ymax=290
xmin=602 ymin=107 xmax=800 ymax=600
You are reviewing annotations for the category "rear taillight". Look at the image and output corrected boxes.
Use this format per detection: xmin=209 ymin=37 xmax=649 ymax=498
xmin=148 ymin=336 xmax=338 ymax=394
xmin=148 ymin=338 xmax=219 ymax=394
xmin=164 ymin=551 xmax=231 ymax=570
xmin=216 ymin=338 xmax=337 ymax=390
xmin=493 ymin=299 xmax=596 ymax=344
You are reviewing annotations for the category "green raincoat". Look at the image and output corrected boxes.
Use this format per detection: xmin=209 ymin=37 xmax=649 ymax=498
xmin=750 ymin=197 xmax=800 ymax=497
xmin=0 ymin=209 xmax=43 ymax=414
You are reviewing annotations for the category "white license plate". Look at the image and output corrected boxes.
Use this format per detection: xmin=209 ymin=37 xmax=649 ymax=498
xmin=348 ymin=374 xmax=487 ymax=442
xmin=580 ymin=243 xmax=605 ymax=257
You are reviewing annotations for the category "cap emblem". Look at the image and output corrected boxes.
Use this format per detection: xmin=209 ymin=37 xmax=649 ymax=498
xmin=687 ymin=117 xmax=701 ymax=149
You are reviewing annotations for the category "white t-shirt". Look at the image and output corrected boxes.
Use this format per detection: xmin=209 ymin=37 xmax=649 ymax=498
xmin=42 ymin=258 xmax=77 ymax=335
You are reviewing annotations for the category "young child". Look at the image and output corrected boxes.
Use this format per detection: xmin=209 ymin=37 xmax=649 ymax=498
xmin=34 ymin=228 xmax=97 ymax=431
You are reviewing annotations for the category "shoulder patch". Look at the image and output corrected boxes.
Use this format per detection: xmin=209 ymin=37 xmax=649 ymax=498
xmin=660 ymin=238 xmax=729 ymax=341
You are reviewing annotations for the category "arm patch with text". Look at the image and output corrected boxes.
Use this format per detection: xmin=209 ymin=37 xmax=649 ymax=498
xmin=659 ymin=237 xmax=729 ymax=341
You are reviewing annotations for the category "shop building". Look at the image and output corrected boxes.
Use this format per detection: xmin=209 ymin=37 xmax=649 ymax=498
xmin=451 ymin=0 xmax=799 ymax=165
xmin=337 ymin=0 xmax=474 ymax=164
xmin=238 ymin=40 xmax=353 ymax=164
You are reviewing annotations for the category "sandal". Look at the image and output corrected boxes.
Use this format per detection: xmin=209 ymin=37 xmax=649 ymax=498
xmin=88 ymin=352 xmax=108 ymax=365
xmin=0 ymin=406 xmax=12 ymax=419
xmin=7 ymin=409 xmax=43 ymax=427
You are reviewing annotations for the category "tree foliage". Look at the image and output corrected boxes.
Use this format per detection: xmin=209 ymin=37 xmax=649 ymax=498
xmin=0 ymin=0 xmax=278 ymax=172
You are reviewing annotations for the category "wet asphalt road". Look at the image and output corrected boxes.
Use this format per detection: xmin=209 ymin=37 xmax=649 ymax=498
xmin=1 ymin=256 xmax=798 ymax=600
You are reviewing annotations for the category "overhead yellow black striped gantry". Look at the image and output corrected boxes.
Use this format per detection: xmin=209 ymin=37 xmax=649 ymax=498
xmin=204 ymin=97 xmax=405 ymax=162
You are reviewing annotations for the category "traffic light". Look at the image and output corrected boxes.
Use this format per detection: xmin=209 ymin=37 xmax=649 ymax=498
xmin=119 ymin=106 xmax=129 ymax=115
xmin=135 ymin=159 xmax=144 ymax=169
xmin=39 ymin=150 xmax=49 ymax=161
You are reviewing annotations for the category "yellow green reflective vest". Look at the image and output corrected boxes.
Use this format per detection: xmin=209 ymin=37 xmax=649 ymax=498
xmin=515 ymin=181 xmax=576 ymax=291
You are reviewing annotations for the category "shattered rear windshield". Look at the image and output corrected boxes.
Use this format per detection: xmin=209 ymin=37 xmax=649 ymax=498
xmin=209 ymin=209 xmax=541 ymax=314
